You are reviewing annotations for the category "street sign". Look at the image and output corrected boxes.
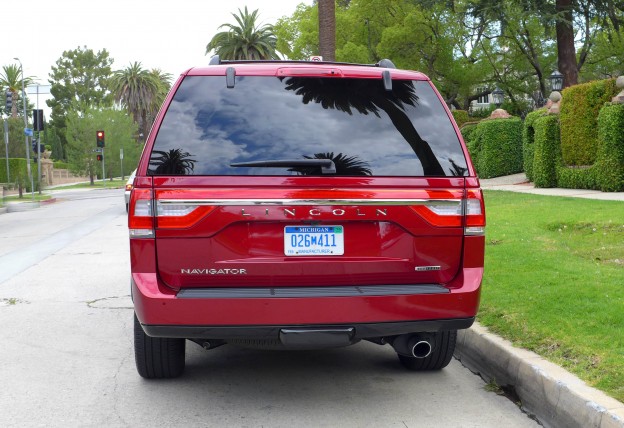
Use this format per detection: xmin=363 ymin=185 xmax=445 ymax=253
xmin=120 ymin=148 xmax=124 ymax=160
xmin=24 ymin=128 xmax=33 ymax=137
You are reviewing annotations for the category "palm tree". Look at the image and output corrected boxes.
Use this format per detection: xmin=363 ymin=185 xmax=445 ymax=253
xmin=110 ymin=62 xmax=160 ymax=140
xmin=206 ymin=7 xmax=279 ymax=60
xmin=318 ymin=0 xmax=336 ymax=61
xmin=289 ymin=152 xmax=372 ymax=176
xmin=146 ymin=68 xmax=173 ymax=131
xmin=150 ymin=149 xmax=196 ymax=175
xmin=0 ymin=64 xmax=34 ymax=118
xmin=282 ymin=77 xmax=445 ymax=176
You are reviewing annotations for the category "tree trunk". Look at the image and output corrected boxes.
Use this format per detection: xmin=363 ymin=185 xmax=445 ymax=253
xmin=318 ymin=0 xmax=336 ymax=61
xmin=556 ymin=0 xmax=578 ymax=88
xmin=11 ymin=90 xmax=18 ymax=119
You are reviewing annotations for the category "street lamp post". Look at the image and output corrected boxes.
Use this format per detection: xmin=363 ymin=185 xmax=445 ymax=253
xmin=14 ymin=57 xmax=34 ymax=200
xmin=491 ymin=87 xmax=505 ymax=108
xmin=548 ymin=70 xmax=564 ymax=92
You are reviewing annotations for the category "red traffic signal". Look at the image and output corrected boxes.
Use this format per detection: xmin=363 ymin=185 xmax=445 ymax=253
xmin=96 ymin=154 xmax=103 ymax=162
xmin=96 ymin=130 xmax=105 ymax=147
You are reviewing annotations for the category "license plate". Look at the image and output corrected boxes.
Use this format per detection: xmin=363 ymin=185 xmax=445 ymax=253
xmin=284 ymin=226 xmax=344 ymax=256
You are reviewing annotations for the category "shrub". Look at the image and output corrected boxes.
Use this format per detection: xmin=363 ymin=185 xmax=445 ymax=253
xmin=532 ymin=115 xmax=561 ymax=188
xmin=469 ymin=118 xmax=523 ymax=178
xmin=53 ymin=161 xmax=70 ymax=170
xmin=522 ymin=109 xmax=547 ymax=182
xmin=451 ymin=110 xmax=470 ymax=128
xmin=595 ymin=103 xmax=624 ymax=191
xmin=559 ymin=78 xmax=617 ymax=166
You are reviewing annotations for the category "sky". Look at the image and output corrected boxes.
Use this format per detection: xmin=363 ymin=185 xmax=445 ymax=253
xmin=2 ymin=0 xmax=311 ymax=115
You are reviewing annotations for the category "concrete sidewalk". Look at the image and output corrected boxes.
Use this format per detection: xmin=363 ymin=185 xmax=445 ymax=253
xmin=480 ymin=173 xmax=624 ymax=201
xmin=457 ymin=173 xmax=624 ymax=427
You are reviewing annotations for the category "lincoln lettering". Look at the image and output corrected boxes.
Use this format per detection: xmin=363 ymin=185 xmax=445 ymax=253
xmin=240 ymin=208 xmax=388 ymax=217
xmin=181 ymin=268 xmax=247 ymax=275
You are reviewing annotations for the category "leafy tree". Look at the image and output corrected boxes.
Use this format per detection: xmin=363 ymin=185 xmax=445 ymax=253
xmin=0 ymin=64 xmax=35 ymax=118
xmin=47 ymin=46 xmax=114 ymax=152
xmin=65 ymin=107 xmax=138 ymax=184
xmin=206 ymin=7 xmax=280 ymax=59
xmin=275 ymin=4 xmax=319 ymax=59
xmin=110 ymin=62 xmax=162 ymax=141
xmin=0 ymin=117 xmax=29 ymax=157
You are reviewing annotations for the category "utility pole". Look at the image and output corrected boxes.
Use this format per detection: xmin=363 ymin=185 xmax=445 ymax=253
xmin=14 ymin=57 xmax=34 ymax=201
xmin=3 ymin=119 xmax=9 ymax=183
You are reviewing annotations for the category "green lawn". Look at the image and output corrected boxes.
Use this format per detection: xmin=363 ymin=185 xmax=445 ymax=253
xmin=479 ymin=190 xmax=624 ymax=401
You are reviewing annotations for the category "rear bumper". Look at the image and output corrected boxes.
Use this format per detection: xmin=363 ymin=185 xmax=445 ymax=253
xmin=141 ymin=318 xmax=475 ymax=340
xmin=131 ymin=266 xmax=482 ymax=336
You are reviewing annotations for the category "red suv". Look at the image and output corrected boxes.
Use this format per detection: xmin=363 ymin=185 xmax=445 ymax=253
xmin=129 ymin=57 xmax=485 ymax=378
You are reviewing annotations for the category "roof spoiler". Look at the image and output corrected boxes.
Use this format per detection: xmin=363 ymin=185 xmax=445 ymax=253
xmin=208 ymin=55 xmax=397 ymax=69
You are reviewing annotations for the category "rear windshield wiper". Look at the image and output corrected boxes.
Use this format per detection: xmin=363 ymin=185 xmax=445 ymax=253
xmin=230 ymin=159 xmax=337 ymax=174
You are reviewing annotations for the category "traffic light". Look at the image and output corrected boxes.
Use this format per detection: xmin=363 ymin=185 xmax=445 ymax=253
xmin=33 ymin=109 xmax=45 ymax=131
xmin=32 ymin=139 xmax=45 ymax=153
xmin=5 ymin=90 xmax=12 ymax=112
xmin=97 ymin=154 xmax=103 ymax=162
xmin=96 ymin=130 xmax=105 ymax=147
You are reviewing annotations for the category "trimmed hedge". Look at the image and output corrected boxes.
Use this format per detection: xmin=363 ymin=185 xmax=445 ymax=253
xmin=532 ymin=115 xmax=561 ymax=188
xmin=522 ymin=108 xmax=547 ymax=182
xmin=468 ymin=118 xmax=523 ymax=179
xmin=451 ymin=110 xmax=470 ymax=128
xmin=595 ymin=103 xmax=624 ymax=191
xmin=53 ymin=161 xmax=70 ymax=170
xmin=556 ymin=102 xmax=624 ymax=191
xmin=559 ymin=78 xmax=617 ymax=166
xmin=0 ymin=158 xmax=40 ymax=192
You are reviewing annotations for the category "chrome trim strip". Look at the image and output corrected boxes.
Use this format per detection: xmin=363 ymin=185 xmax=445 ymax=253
xmin=157 ymin=199 xmax=462 ymax=207
xmin=177 ymin=284 xmax=449 ymax=299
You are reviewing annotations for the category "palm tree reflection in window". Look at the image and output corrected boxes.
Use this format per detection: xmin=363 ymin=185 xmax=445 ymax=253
xmin=449 ymin=159 xmax=468 ymax=177
xmin=288 ymin=152 xmax=372 ymax=176
xmin=282 ymin=77 xmax=445 ymax=176
xmin=149 ymin=149 xmax=197 ymax=175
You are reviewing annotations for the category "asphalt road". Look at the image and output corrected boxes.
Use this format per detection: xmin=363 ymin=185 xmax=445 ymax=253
xmin=0 ymin=188 xmax=540 ymax=427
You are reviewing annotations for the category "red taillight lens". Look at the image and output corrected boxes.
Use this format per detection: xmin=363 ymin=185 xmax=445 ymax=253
xmin=409 ymin=201 xmax=463 ymax=227
xmin=408 ymin=189 xmax=485 ymax=234
xmin=465 ymin=189 xmax=486 ymax=235
xmin=128 ymin=188 xmax=154 ymax=238
xmin=155 ymin=202 xmax=216 ymax=229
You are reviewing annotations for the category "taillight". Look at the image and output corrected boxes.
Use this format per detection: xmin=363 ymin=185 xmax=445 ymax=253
xmin=464 ymin=189 xmax=486 ymax=235
xmin=128 ymin=188 xmax=154 ymax=238
xmin=155 ymin=202 xmax=215 ymax=229
xmin=125 ymin=184 xmax=133 ymax=191
xmin=410 ymin=201 xmax=463 ymax=227
xmin=408 ymin=189 xmax=485 ymax=235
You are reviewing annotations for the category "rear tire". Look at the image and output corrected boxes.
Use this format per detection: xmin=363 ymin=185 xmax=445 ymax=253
xmin=397 ymin=330 xmax=457 ymax=371
xmin=134 ymin=313 xmax=185 ymax=378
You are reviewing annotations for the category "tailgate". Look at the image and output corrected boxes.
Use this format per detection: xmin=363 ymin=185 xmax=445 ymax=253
xmin=153 ymin=178 xmax=466 ymax=289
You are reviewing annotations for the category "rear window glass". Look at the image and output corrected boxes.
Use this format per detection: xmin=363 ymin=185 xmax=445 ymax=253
xmin=149 ymin=75 xmax=467 ymax=177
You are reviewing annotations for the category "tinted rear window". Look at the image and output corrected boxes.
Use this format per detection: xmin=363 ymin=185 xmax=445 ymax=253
xmin=149 ymin=75 xmax=467 ymax=177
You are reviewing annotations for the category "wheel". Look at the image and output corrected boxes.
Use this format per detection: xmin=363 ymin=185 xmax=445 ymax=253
xmin=134 ymin=313 xmax=185 ymax=378
xmin=397 ymin=330 xmax=457 ymax=371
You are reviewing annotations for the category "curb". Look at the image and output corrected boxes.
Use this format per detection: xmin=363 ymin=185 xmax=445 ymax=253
xmin=455 ymin=322 xmax=624 ymax=428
